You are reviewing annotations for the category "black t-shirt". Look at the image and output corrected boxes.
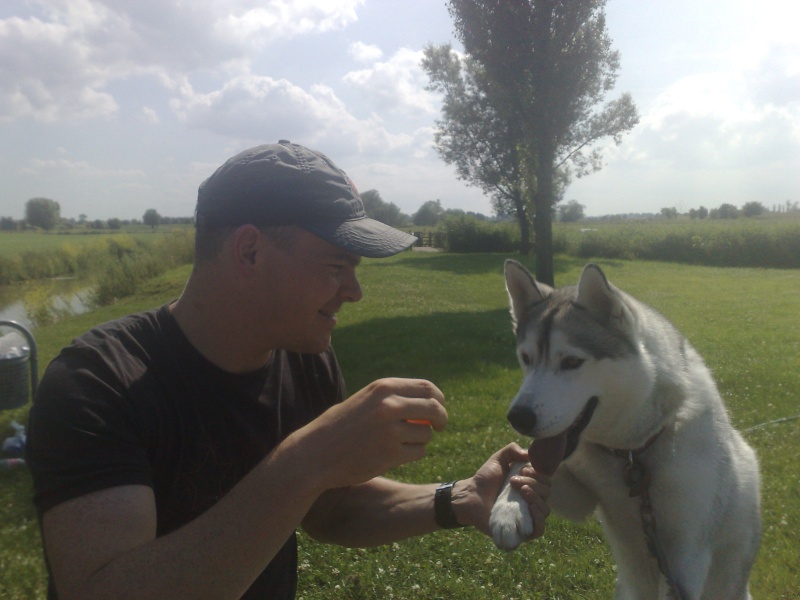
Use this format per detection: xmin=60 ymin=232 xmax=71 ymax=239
xmin=26 ymin=304 xmax=346 ymax=599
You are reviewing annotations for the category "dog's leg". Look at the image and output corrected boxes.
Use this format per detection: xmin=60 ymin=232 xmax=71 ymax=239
xmin=665 ymin=546 xmax=711 ymax=600
xmin=548 ymin=463 xmax=598 ymax=521
xmin=489 ymin=461 xmax=533 ymax=551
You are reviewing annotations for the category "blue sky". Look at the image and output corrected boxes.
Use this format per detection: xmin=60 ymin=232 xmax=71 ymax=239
xmin=1 ymin=0 xmax=798 ymax=221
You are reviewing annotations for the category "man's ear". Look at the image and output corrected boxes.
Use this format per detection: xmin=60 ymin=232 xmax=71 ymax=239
xmin=230 ymin=225 xmax=261 ymax=270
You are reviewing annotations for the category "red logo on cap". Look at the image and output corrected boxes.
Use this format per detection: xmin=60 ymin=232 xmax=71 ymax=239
xmin=346 ymin=175 xmax=359 ymax=196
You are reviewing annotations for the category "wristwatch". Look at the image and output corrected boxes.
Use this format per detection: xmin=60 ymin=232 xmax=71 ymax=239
xmin=434 ymin=480 xmax=466 ymax=529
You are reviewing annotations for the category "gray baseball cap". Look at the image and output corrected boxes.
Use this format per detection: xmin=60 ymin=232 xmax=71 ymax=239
xmin=195 ymin=141 xmax=417 ymax=258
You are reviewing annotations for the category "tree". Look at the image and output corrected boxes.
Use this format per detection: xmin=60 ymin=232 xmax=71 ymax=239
xmin=413 ymin=200 xmax=445 ymax=226
xmin=429 ymin=0 xmax=638 ymax=284
xmin=660 ymin=207 xmax=678 ymax=219
xmin=360 ymin=189 xmax=411 ymax=228
xmin=689 ymin=206 xmax=708 ymax=219
xmin=557 ymin=199 xmax=585 ymax=222
xmin=25 ymin=197 xmax=61 ymax=230
xmin=422 ymin=45 xmax=534 ymax=252
xmin=143 ymin=208 xmax=162 ymax=230
xmin=711 ymin=203 xmax=738 ymax=219
xmin=741 ymin=201 xmax=765 ymax=218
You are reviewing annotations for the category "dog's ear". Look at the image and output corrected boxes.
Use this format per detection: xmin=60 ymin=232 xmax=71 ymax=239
xmin=576 ymin=264 xmax=627 ymax=325
xmin=504 ymin=259 xmax=552 ymax=330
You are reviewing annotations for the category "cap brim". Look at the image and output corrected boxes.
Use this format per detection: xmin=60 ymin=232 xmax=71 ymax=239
xmin=302 ymin=217 xmax=418 ymax=258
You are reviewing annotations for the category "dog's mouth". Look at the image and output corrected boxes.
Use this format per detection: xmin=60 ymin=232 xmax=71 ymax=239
xmin=528 ymin=396 xmax=598 ymax=476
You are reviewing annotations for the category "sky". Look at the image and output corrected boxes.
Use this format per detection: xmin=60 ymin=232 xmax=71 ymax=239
xmin=1 ymin=0 xmax=798 ymax=221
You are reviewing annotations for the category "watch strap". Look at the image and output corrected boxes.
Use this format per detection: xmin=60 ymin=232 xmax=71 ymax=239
xmin=434 ymin=480 xmax=466 ymax=529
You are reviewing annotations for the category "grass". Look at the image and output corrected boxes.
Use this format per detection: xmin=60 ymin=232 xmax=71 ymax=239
xmin=0 ymin=227 xmax=195 ymax=286
xmin=1 ymin=253 xmax=797 ymax=598
xmin=0 ymin=227 xmax=187 ymax=255
xmin=553 ymin=215 xmax=800 ymax=269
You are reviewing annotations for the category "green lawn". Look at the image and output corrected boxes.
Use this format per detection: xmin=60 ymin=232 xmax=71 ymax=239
xmin=1 ymin=253 xmax=797 ymax=599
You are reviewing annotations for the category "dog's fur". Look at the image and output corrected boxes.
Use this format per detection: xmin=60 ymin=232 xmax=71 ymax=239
xmin=489 ymin=260 xmax=761 ymax=600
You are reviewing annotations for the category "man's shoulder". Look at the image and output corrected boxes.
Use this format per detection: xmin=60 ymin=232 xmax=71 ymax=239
xmin=45 ymin=305 xmax=173 ymax=380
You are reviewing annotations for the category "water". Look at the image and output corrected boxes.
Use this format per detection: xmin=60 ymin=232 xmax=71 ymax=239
xmin=0 ymin=278 xmax=92 ymax=330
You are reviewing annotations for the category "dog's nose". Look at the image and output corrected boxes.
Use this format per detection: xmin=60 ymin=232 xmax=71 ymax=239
xmin=507 ymin=406 xmax=537 ymax=435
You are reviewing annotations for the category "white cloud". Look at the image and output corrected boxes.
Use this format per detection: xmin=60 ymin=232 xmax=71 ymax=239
xmin=140 ymin=106 xmax=159 ymax=123
xmin=348 ymin=41 xmax=383 ymax=63
xmin=745 ymin=43 xmax=800 ymax=108
xmin=217 ymin=0 xmax=363 ymax=44
xmin=169 ymin=74 xmax=418 ymax=158
xmin=342 ymin=48 xmax=438 ymax=116
xmin=0 ymin=0 xmax=365 ymax=123
xmin=23 ymin=157 xmax=145 ymax=180
xmin=0 ymin=13 xmax=118 ymax=122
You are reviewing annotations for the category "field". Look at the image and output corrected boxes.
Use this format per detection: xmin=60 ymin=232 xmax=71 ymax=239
xmin=0 ymin=228 xmax=195 ymax=294
xmin=0 ymin=252 xmax=798 ymax=599
xmin=0 ymin=227 xmax=182 ymax=255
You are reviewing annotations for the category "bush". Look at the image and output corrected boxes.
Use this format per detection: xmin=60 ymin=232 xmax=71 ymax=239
xmin=440 ymin=215 xmax=518 ymax=253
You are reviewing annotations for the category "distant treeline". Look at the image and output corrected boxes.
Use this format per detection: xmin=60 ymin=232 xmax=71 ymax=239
xmin=0 ymin=215 xmax=193 ymax=232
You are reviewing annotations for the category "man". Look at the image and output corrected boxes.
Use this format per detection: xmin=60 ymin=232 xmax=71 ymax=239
xmin=26 ymin=141 xmax=550 ymax=599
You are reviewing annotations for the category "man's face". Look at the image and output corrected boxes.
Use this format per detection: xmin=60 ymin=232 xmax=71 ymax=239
xmin=254 ymin=228 xmax=363 ymax=354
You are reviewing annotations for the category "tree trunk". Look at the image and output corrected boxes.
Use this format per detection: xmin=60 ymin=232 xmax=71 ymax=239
xmin=513 ymin=188 xmax=532 ymax=254
xmin=534 ymin=146 xmax=555 ymax=285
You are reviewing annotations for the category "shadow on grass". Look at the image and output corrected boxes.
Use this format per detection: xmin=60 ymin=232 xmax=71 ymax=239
xmin=332 ymin=307 xmax=518 ymax=390
xmin=368 ymin=251 xmax=588 ymax=279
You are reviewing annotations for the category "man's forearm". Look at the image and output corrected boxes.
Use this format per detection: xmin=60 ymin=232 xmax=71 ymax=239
xmin=45 ymin=435 xmax=325 ymax=600
xmin=302 ymin=477 xmax=449 ymax=547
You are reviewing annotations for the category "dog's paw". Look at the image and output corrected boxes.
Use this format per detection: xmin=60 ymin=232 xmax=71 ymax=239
xmin=490 ymin=486 xmax=534 ymax=551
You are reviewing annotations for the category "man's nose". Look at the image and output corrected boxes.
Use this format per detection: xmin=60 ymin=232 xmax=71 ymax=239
xmin=340 ymin=269 xmax=363 ymax=303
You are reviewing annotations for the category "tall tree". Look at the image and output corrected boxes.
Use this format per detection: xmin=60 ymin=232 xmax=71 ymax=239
xmin=430 ymin=0 xmax=639 ymax=284
xmin=422 ymin=45 xmax=534 ymax=252
xmin=25 ymin=197 xmax=61 ymax=230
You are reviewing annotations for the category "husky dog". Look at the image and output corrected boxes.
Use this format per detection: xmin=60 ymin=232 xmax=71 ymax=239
xmin=489 ymin=260 xmax=761 ymax=600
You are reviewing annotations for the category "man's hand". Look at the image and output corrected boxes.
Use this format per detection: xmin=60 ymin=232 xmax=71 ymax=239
xmin=289 ymin=378 xmax=447 ymax=492
xmin=451 ymin=443 xmax=551 ymax=539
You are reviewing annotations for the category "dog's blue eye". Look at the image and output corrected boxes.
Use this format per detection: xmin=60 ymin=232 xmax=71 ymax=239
xmin=561 ymin=356 xmax=584 ymax=371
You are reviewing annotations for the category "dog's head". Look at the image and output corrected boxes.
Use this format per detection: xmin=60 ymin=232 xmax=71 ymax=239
xmin=503 ymin=260 xmax=654 ymax=473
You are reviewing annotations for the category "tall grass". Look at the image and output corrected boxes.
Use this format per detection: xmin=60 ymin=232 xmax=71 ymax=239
xmin=0 ymin=254 xmax=797 ymax=599
xmin=88 ymin=229 xmax=194 ymax=307
xmin=555 ymin=216 xmax=800 ymax=268
xmin=0 ymin=228 xmax=195 ymax=285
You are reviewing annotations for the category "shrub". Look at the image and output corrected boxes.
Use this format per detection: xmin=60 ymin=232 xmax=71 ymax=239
xmin=440 ymin=215 xmax=518 ymax=253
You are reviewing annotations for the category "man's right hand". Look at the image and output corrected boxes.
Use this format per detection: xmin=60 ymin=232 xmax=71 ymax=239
xmin=291 ymin=377 xmax=447 ymax=490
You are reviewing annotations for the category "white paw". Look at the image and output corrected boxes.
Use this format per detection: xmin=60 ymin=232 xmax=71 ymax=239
xmin=490 ymin=483 xmax=533 ymax=551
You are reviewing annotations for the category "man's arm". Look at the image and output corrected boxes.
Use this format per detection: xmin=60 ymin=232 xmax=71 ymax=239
xmin=302 ymin=443 xmax=550 ymax=547
xmin=42 ymin=435 xmax=325 ymax=600
xmin=41 ymin=377 xmax=449 ymax=600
